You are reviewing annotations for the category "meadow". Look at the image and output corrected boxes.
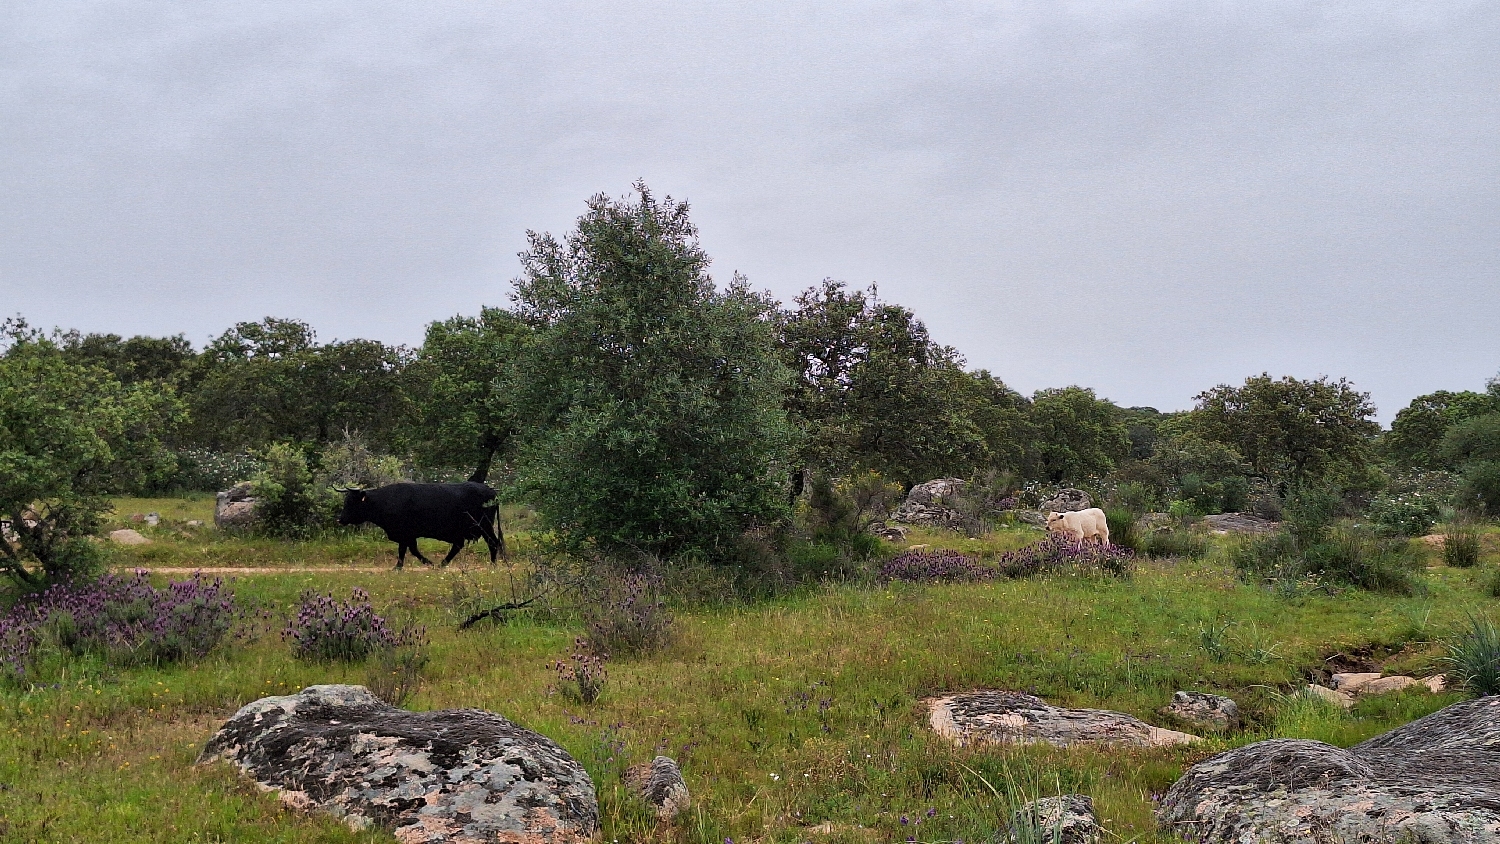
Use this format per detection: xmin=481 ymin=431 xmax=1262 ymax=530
xmin=3 ymin=499 xmax=1497 ymax=843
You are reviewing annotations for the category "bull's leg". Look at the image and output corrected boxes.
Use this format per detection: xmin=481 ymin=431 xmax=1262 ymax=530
xmin=394 ymin=543 xmax=408 ymax=570
xmin=407 ymin=541 xmax=437 ymax=566
xmin=439 ymin=541 xmax=465 ymax=566
xmin=480 ymin=520 xmax=506 ymax=563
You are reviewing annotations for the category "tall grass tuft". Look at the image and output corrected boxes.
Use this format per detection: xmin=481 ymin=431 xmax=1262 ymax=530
xmin=1443 ymin=522 xmax=1482 ymax=568
xmin=1103 ymin=508 xmax=1140 ymax=554
xmin=1443 ymin=613 xmax=1500 ymax=696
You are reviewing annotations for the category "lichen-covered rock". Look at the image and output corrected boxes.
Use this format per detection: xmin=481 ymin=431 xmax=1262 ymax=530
xmin=927 ymin=691 xmax=1200 ymax=748
xmin=1007 ymin=794 xmax=1100 ymax=844
xmin=1039 ymin=489 xmax=1092 ymax=513
xmin=215 ymin=482 xmax=259 ymax=529
xmin=1330 ymin=672 xmax=1382 ymax=692
xmin=891 ymin=479 xmax=966 ymax=527
xmin=1362 ymin=675 xmax=1420 ymax=695
xmin=1158 ymin=691 xmax=1240 ymax=733
xmin=199 ymin=685 xmax=598 ymax=843
xmin=866 ymin=521 xmax=908 ymax=541
xmin=625 ymin=755 xmax=690 ymax=820
xmin=1157 ymin=697 xmax=1500 ymax=843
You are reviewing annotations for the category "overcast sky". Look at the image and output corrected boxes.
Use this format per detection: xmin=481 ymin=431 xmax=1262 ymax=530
xmin=3 ymin=1 xmax=1496 ymax=422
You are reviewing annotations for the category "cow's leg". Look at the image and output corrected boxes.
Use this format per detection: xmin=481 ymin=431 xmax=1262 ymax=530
xmin=439 ymin=541 xmax=464 ymax=566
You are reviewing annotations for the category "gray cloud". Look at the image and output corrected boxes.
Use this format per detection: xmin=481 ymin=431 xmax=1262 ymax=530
xmin=3 ymin=1 xmax=1496 ymax=421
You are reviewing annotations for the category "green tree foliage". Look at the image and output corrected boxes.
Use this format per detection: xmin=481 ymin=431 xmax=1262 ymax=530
xmin=405 ymin=308 xmax=530 ymax=480
xmin=1146 ymin=431 xmax=1251 ymax=515
xmin=1384 ymin=390 xmax=1499 ymax=470
xmin=0 ymin=321 xmax=183 ymax=584
xmin=186 ymin=318 xmax=411 ymax=451
xmin=250 ymin=443 xmax=335 ymax=538
xmin=1441 ymin=413 xmax=1500 ymax=515
xmin=777 ymin=280 xmax=990 ymax=488
xmin=1186 ymin=374 xmax=1379 ymax=489
xmin=1027 ymin=386 xmax=1131 ymax=483
xmin=58 ymin=331 xmax=197 ymax=386
xmin=508 ymin=183 xmax=795 ymax=557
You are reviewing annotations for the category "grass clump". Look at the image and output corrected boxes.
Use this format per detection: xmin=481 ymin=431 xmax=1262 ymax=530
xmin=580 ymin=570 xmax=675 ymax=656
xmin=1443 ymin=613 xmax=1500 ymax=696
xmin=1231 ymin=523 xmax=1422 ymax=594
xmin=1103 ymin=507 xmax=1140 ymax=553
xmin=1443 ymin=522 xmax=1483 ymax=568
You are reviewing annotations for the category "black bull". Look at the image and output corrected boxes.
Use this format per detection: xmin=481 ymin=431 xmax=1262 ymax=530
xmin=336 ymin=482 xmax=507 ymax=569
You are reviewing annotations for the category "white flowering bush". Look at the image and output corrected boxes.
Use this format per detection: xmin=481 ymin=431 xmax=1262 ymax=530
xmin=1367 ymin=490 xmax=1441 ymax=537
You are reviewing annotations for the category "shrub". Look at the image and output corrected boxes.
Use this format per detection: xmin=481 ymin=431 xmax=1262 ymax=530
xmin=995 ymin=535 xmax=1134 ymax=578
xmin=252 ymin=443 xmax=337 ymax=539
xmin=1443 ymin=522 xmax=1483 ymax=568
xmin=1443 ymin=614 xmax=1500 ymax=697
xmin=880 ymin=549 xmax=990 ymax=583
xmin=170 ymin=449 xmax=264 ymax=492
xmin=1231 ymin=524 xmax=1420 ymax=594
xmin=283 ymin=588 xmax=423 ymax=662
xmin=1103 ymin=508 xmax=1140 ymax=553
xmin=1138 ymin=529 xmax=1208 ymax=559
xmin=1485 ymin=567 xmax=1500 ymax=599
xmin=551 ymin=637 xmax=608 ymax=704
xmin=319 ymin=431 xmax=406 ymax=489
xmin=1367 ymin=491 xmax=1442 ymax=537
xmin=0 ymin=572 xmax=237 ymax=680
xmin=1457 ymin=461 xmax=1500 ymax=516
xmin=580 ymin=571 xmax=674 ymax=656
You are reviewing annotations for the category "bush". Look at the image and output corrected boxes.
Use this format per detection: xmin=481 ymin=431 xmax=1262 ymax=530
xmin=580 ymin=571 xmax=674 ymax=656
xmin=880 ymin=549 xmax=990 ymax=583
xmin=1138 ymin=529 xmax=1208 ymax=559
xmin=1443 ymin=522 xmax=1483 ymax=568
xmin=1458 ymin=461 xmax=1500 ymax=516
xmin=168 ymin=449 xmax=264 ymax=493
xmin=283 ymin=587 xmax=423 ymax=662
xmin=1103 ymin=508 xmax=1140 ymax=553
xmin=251 ymin=443 xmax=337 ymax=538
xmin=1367 ymin=491 xmax=1442 ymax=537
xmin=0 ymin=572 xmax=237 ymax=680
xmin=995 ymin=534 xmax=1134 ymax=578
xmin=1485 ymin=568 xmax=1500 ymax=599
xmin=1230 ymin=524 xmax=1420 ymax=594
xmin=318 ymin=431 xmax=407 ymax=490
xmin=1443 ymin=614 xmax=1500 ymax=696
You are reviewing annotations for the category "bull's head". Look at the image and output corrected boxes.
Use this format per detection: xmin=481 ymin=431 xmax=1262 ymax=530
xmin=336 ymin=488 xmax=369 ymax=526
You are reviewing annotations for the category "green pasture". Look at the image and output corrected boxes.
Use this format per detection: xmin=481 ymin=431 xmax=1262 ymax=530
xmin=4 ymin=504 xmax=1499 ymax=843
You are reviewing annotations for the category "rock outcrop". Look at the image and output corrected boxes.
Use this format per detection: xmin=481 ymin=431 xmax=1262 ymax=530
xmin=1008 ymin=795 xmax=1100 ymax=844
xmin=1201 ymin=512 xmax=1280 ymax=535
xmin=891 ymin=478 xmax=965 ymax=527
xmin=625 ymin=755 xmax=690 ymax=820
xmin=1157 ymin=696 xmax=1500 ymax=843
xmin=214 ymin=482 xmax=259 ymax=529
xmin=1039 ymin=489 xmax=1092 ymax=513
xmin=928 ymin=691 xmax=1200 ymax=748
xmin=1158 ymin=691 xmax=1240 ymax=733
xmin=199 ymin=685 xmax=598 ymax=843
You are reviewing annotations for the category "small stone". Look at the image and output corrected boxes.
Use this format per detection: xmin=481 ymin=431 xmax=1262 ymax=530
xmin=1159 ymin=691 xmax=1241 ymax=732
xmin=1008 ymin=794 xmax=1100 ymax=844
xmin=1330 ymin=672 xmax=1382 ymax=692
xmin=185 ymin=520 xmax=204 ymax=528
xmin=108 ymin=529 xmax=151 ymax=546
xmin=1304 ymin=684 xmax=1354 ymax=709
xmin=866 ymin=521 xmax=908 ymax=541
xmin=1423 ymin=675 xmax=1448 ymax=693
xmin=144 ymin=512 xmax=160 ymax=526
xmin=1361 ymin=675 xmax=1420 ymax=695
xmin=625 ymin=755 xmax=690 ymax=820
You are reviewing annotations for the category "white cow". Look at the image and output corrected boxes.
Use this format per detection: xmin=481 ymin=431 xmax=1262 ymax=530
xmin=1046 ymin=508 xmax=1110 ymax=545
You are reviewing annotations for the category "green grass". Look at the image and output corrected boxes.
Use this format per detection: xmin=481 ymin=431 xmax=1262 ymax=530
xmin=3 ymin=513 xmax=1495 ymax=842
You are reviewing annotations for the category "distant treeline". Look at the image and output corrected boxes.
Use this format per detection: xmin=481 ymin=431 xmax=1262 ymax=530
xmin=6 ymin=184 xmax=1499 ymax=567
